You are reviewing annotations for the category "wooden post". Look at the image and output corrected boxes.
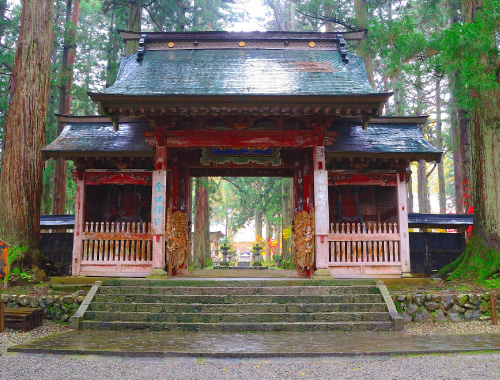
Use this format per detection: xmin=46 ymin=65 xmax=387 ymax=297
xmin=72 ymin=170 xmax=85 ymax=276
xmin=313 ymin=143 xmax=330 ymax=276
xmin=491 ymin=294 xmax=498 ymax=325
xmin=397 ymin=172 xmax=411 ymax=274
xmin=152 ymin=144 xmax=167 ymax=273
xmin=0 ymin=240 xmax=7 ymax=333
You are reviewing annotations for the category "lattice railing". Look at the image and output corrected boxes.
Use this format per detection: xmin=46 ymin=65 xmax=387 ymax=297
xmin=82 ymin=222 xmax=153 ymax=262
xmin=328 ymin=222 xmax=400 ymax=265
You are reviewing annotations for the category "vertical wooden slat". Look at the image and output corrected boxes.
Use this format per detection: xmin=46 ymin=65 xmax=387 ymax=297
xmin=83 ymin=222 xmax=89 ymax=261
xmin=98 ymin=222 xmax=104 ymax=261
xmin=104 ymin=222 xmax=110 ymax=262
xmin=120 ymin=222 xmax=125 ymax=261
xmin=89 ymin=222 xmax=95 ymax=261
xmin=131 ymin=223 xmax=137 ymax=261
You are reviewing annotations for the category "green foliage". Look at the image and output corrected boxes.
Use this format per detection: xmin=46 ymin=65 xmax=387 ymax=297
xmin=204 ymin=258 xmax=214 ymax=268
xmin=438 ymin=234 xmax=500 ymax=281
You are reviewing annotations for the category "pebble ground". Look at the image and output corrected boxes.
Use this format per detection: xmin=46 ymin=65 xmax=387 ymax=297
xmin=1 ymin=322 xmax=500 ymax=379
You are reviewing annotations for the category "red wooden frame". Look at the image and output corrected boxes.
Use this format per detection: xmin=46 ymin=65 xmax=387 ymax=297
xmin=85 ymin=172 xmax=153 ymax=186
xmin=328 ymin=173 xmax=398 ymax=186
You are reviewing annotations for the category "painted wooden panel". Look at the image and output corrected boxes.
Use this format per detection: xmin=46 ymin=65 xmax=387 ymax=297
xmin=85 ymin=172 xmax=152 ymax=186
xmin=328 ymin=172 xmax=397 ymax=186
xmin=164 ymin=130 xmax=316 ymax=148
xmin=0 ymin=240 xmax=8 ymax=279
xmin=152 ymin=170 xmax=167 ymax=269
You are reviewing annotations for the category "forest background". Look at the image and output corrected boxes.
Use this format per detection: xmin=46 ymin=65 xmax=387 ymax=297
xmin=0 ymin=0 xmax=497 ymax=279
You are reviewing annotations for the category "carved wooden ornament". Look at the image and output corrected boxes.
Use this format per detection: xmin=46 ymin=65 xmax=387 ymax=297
xmin=166 ymin=209 xmax=189 ymax=271
xmin=292 ymin=210 xmax=315 ymax=272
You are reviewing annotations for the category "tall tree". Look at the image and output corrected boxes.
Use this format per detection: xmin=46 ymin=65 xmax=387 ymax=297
xmin=438 ymin=0 xmax=500 ymax=280
xmin=435 ymin=78 xmax=447 ymax=213
xmin=193 ymin=177 xmax=210 ymax=267
xmin=52 ymin=0 xmax=80 ymax=215
xmin=0 ymin=0 xmax=54 ymax=260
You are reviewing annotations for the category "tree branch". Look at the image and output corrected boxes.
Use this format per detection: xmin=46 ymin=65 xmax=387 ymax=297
xmin=295 ymin=9 xmax=358 ymax=31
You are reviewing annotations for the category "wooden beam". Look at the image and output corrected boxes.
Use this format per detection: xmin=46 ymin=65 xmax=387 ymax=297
xmin=162 ymin=130 xmax=316 ymax=148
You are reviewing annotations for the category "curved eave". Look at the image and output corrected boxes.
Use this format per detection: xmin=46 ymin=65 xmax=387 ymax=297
xmin=325 ymin=151 xmax=442 ymax=163
xmin=117 ymin=30 xmax=368 ymax=42
xmin=88 ymin=93 xmax=392 ymax=118
xmin=41 ymin=149 xmax=155 ymax=160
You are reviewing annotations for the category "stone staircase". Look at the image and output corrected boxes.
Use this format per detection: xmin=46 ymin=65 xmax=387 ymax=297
xmin=78 ymin=279 xmax=395 ymax=332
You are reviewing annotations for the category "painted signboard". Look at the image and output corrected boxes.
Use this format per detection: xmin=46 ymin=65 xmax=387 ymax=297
xmin=0 ymin=239 xmax=7 ymax=279
xmin=201 ymin=147 xmax=282 ymax=166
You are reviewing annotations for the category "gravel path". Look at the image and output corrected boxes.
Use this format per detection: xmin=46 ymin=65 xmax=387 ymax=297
xmin=0 ymin=353 xmax=499 ymax=379
xmin=405 ymin=320 xmax=500 ymax=335
xmin=1 ymin=322 xmax=500 ymax=379
xmin=0 ymin=322 xmax=68 ymax=355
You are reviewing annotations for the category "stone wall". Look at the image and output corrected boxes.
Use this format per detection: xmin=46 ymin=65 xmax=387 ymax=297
xmin=1 ymin=291 xmax=87 ymax=322
xmin=393 ymin=292 xmax=500 ymax=323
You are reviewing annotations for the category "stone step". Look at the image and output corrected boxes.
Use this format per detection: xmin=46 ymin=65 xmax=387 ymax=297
xmin=83 ymin=311 xmax=391 ymax=323
xmin=87 ymin=302 xmax=389 ymax=313
xmin=93 ymin=294 xmax=384 ymax=304
xmin=101 ymin=279 xmax=376 ymax=287
xmin=79 ymin=320 xmax=395 ymax=332
xmin=98 ymin=285 xmax=380 ymax=296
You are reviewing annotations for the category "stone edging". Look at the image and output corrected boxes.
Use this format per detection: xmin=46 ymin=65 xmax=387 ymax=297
xmin=1 ymin=290 xmax=89 ymax=322
xmin=393 ymin=292 xmax=499 ymax=323
xmin=70 ymin=281 xmax=102 ymax=329
xmin=376 ymin=280 xmax=403 ymax=331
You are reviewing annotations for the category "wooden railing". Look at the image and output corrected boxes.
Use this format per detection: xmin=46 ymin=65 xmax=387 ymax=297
xmin=328 ymin=222 xmax=400 ymax=265
xmin=82 ymin=222 xmax=153 ymax=262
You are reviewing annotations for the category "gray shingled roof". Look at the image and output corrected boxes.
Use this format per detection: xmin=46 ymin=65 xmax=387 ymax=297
xmin=42 ymin=122 xmax=154 ymax=158
xmin=43 ymin=121 xmax=440 ymax=162
xmin=326 ymin=124 xmax=442 ymax=162
xmin=98 ymin=50 xmax=376 ymax=96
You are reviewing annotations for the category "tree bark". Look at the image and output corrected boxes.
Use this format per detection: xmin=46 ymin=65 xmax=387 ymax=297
xmin=449 ymin=79 xmax=465 ymax=213
xmin=265 ymin=216 xmax=271 ymax=257
xmin=125 ymin=1 xmax=141 ymax=56
xmin=193 ymin=177 xmax=210 ymax=268
xmin=458 ymin=109 xmax=473 ymax=209
xmin=435 ymin=79 xmax=447 ymax=213
xmin=106 ymin=11 xmax=118 ymax=88
xmin=354 ymin=0 xmax=375 ymax=88
xmin=0 ymin=0 xmax=7 ymax=40
xmin=438 ymin=0 xmax=500 ymax=280
xmin=417 ymin=160 xmax=429 ymax=213
xmin=255 ymin=209 xmax=262 ymax=240
xmin=416 ymin=83 xmax=430 ymax=213
xmin=407 ymin=171 xmax=414 ymax=213
xmin=52 ymin=0 xmax=80 ymax=215
xmin=0 ymin=0 xmax=54 ymax=255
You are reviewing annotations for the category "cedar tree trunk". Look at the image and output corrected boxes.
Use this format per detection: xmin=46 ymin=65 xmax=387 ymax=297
xmin=193 ymin=177 xmax=210 ymax=268
xmin=52 ymin=0 xmax=80 ymax=215
xmin=124 ymin=1 xmax=141 ymax=56
xmin=0 ymin=0 xmax=54 ymax=257
xmin=438 ymin=0 xmax=500 ymax=280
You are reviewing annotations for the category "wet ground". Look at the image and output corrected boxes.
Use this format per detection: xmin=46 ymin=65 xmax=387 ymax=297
xmin=8 ymin=330 xmax=500 ymax=358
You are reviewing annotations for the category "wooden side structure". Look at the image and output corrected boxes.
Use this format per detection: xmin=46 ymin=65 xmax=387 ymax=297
xmin=0 ymin=239 xmax=8 ymax=332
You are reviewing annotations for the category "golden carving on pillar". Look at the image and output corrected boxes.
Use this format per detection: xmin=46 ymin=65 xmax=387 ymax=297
xmin=292 ymin=209 xmax=315 ymax=272
xmin=166 ymin=209 xmax=189 ymax=271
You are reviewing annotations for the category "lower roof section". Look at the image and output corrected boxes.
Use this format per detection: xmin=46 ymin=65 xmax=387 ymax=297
xmin=42 ymin=115 xmax=441 ymax=162
xmin=42 ymin=118 xmax=154 ymax=159
xmin=325 ymin=121 xmax=442 ymax=162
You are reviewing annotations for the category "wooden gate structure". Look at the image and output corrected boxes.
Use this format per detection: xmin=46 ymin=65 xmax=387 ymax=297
xmin=42 ymin=31 xmax=441 ymax=278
